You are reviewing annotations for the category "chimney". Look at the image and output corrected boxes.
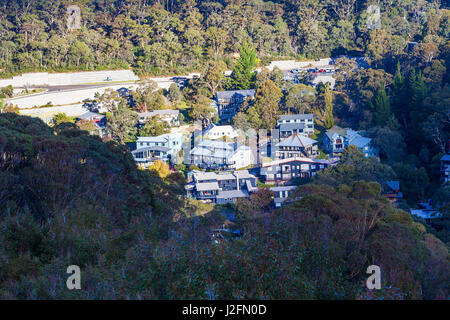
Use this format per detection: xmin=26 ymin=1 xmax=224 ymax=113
xmin=236 ymin=171 xmax=239 ymax=191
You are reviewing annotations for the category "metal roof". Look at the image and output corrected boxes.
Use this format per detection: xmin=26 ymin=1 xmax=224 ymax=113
xmin=195 ymin=182 xmax=220 ymax=191
xmin=216 ymin=90 xmax=255 ymax=101
xmin=131 ymin=146 xmax=169 ymax=154
xmin=216 ymin=190 xmax=249 ymax=199
xmin=279 ymin=114 xmax=313 ymax=121
xmin=276 ymin=134 xmax=317 ymax=148
xmin=270 ymin=186 xmax=297 ymax=192
xmin=278 ymin=123 xmax=305 ymax=131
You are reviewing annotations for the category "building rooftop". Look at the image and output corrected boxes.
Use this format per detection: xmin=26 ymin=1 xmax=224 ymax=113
xmin=270 ymin=186 xmax=298 ymax=192
xmin=193 ymin=170 xmax=255 ymax=182
xmin=278 ymin=114 xmax=314 ymax=121
xmin=137 ymin=133 xmax=182 ymax=143
xmin=325 ymin=126 xmax=348 ymax=139
xmin=216 ymin=190 xmax=249 ymax=199
xmin=216 ymin=89 xmax=255 ymax=101
xmin=78 ymin=112 xmax=105 ymax=120
xmin=385 ymin=181 xmax=400 ymax=191
xmin=278 ymin=122 xmax=305 ymax=131
xmin=197 ymin=140 xmax=235 ymax=150
xmin=276 ymin=133 xmax=317 ymax=148
xmin=262 ymin=156 xmax=338 ymax=168
xmin=203 ymin=124 xmax=239 ymax=138
xmin=195 ymin=182 xmax=220 ymax=191
xmin=131 ymin=146 xmax=170 ymax=154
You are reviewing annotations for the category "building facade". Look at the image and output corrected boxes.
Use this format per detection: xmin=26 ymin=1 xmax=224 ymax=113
xmin=185 ymin=170 xmax=257 ymax=203
xmin=276 ymin=114 xmax=314 ymax=136
xmin=323 ymin=126 xmax=378 ymax=158
xmin=132 ymin=133 xmax=183 ymax=165
xmin=213 ymin=90 xmax=255 ymax=121
xmin=274 ymin=133 xmax=319 ymax=159
xmin=260 ymin=157 xmax=338 ymax=184
xmin=202 ymin=124 xmax=239 ymax=140
xmin=138 ymin=109 xmax=180 ymax=126
xmin=190 ymin=140 xmax=253 ymax=169
xmin=441 ymin=154 xmax=450 ymax=184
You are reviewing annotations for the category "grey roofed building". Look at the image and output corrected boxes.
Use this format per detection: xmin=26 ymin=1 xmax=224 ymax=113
xmin=279 ymin=122 xmax=305 ymax=131
xmin=186 ymin=169 xmax=257 ymax=203
xmin=132 ymin=145 xmax=170 ymax=153
xmin=324 ymin=126 xmax=348 ymax=140
xmin=276 ymin=134 xmax=317 ymax=148
xmin=385 ymin=181 xmax=400 ymax=191
xmin=277 ymin=114 xmax=314 ymax=136
xmin=270 ymin=185 xmax=298 ymax=208
xmin=260 ymin=156 xmax=338 ymax=184
xmin=138 ymin=109 xmax=180 ymax=125
xmin=190 ymin=140 xmax=253 ymax=169
xmin=133 ymin=133 xmax=183 ymax=165
xmin=274 ymin=133 xmax=319 ymax=159
xmin=216 ymin=190 xmax=250 ymax=204
xmin=323 ymin=126 xmax=378 ymax=158
xmin=195 ymin=182 xmax=220 ymax=192
xmin=278 ymin=122 xmax=306 ymax=138
xmin=131 ymin=145 xmax=170 ymax=164
xmin=440 ymin=153 xmax=450 ymax=183
xmin=77 ymin=111 xmax=105 ymax=122
xmin=216 ymin=90 xmax=256 ymax=102
xmin=278 ymin=114 xmax=314 ymax=122
xmin=214 ymin=89 xmax=256 ymax=122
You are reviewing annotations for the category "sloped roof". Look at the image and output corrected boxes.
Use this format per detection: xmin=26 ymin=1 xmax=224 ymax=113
xmin=198 ymin=140 xmax=235 ymax=150
xmin=78 ymin=112 xmax=105 ymax=120
xmin=261 ymin=156 xmax=338 ymax=168
xmin=348 ymin=132 xmax=371 ymax=148
xmin=216 ymin=90 xmax=255 ymax=101
xmin=270 ymin=186 xmax=297 ymax=192
xmin=193 ymin=170 xmax=254 ymax=182
xmin=131 ymin=146 xmax=169 ymax=154
xmin=278 ymin=114 xmax=313 ymax=121
xmin=196 ymin=182 xmax=219 ymax=191
xmin=326 ymin=126 xmax=348 ymax=137
xmin=137 ymin=133 xmax=182 ymax=143
xmin=385 ymin=181 xmax=400 ymax=191
xmin=216 ymin=190 xmax=249 ymax=199
xmin=203 ymin=124 xmax=239 ymax=138
xmin=190 ymin=146 xmax=213 ymax=157
xmin=276 ymin=133 xmax=317 ymax=148
xmin=279 ymin=122 xmax=305 ymax=131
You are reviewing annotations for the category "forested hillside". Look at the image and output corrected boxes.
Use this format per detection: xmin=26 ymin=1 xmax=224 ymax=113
xmin=0 ymin=0 xmax=449 ymax=300
xmin=0 ymin=0 xmax=449 ymax=77
xmin=0 ymin=113 xmax=448 ymax=299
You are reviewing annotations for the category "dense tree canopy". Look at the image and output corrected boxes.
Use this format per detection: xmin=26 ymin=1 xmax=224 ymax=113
xmin=0 ymin=1 xmax=448 ymax=78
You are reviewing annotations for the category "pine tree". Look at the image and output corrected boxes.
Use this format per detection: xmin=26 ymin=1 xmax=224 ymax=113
xmin=391 ymin=62 xmax=406 ymax=118
xmin=230 ymin=41 xmax=257 ymax=90
xmin=371 ymin=83 xmax=391 ymax=126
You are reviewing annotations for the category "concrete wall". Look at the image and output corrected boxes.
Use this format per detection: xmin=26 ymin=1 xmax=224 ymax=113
xmin=7 ymin=84 xmax=139 ymax=109
xmin=0 ymin=70 xmax=139 ymax=88
xmin=266 ymin=58 xmax=332 ymax=71
xmin=19 ymin=103 xmax=88 ymax=123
